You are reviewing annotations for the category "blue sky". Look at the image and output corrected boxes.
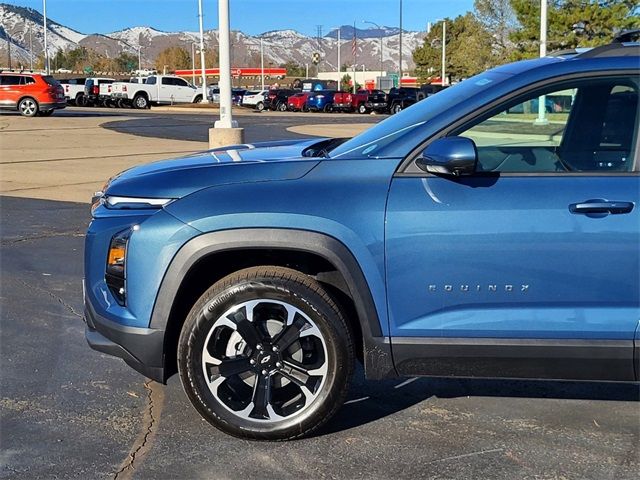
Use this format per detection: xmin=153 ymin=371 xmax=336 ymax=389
xmin=9 ymin=0 xmax=475 ymax=36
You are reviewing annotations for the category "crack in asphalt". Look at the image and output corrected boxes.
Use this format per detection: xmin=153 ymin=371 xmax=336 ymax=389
xmin=1 ymin=230 xmax=85 ymax=246
xmin=113 ymin=380 xmax=164 ymax=480
xmin=19 ymin=279 xmax=83 ymax=318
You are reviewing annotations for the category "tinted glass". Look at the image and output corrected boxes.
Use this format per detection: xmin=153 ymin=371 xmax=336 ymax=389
xmin=146 ymin=77 xmax=157 ymax=85
xmin=43 ymin=76 xmax=59 ymax=85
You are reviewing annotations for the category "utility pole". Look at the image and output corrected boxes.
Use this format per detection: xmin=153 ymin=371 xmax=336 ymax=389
xmin=197 ymin=0 xmax=209 ymax=103
xmin=305 ymin=63 xmax=309 ymax=78
xmin=399 ymin=0 xmax=403 ymax=82
xmin=535 ymin=0 xmax=548 ymax=125
xmin=260 ymin=37 xmax=264 ymax=91
xmin=211 ymin=0 xmax=243 ymax=147
xmin=336 ymin=27 xmax=340 ymax=87
xmin=364 ymin=20 xmax=383 ymax=80
xmin=138 ymin=45 xmax=142 ymax=71
xmin=43 ymin=0 xmax=49 ymax=74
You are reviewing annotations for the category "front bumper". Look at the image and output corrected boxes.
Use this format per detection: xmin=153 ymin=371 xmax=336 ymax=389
xmin=84 ymin=296 xmax=166 ymax=383
xmin=365 ymin=101 xmax=387 ymax=110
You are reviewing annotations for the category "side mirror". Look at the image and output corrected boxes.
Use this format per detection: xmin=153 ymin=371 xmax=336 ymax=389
xmin=416 ymin=136 xmax=478 ymax=176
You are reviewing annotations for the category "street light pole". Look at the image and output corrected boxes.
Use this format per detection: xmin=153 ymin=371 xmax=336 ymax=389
xmin=535 ymin=0 xmax=548 ymax=125
xmin=138 ymin=45 xmax=142 ymax=71
xmin=363 ymin=20 xmax=383 ymax=81
xmin=197 ymin=0 xmax=209 ymax=103
xmin=398 ymin=0 xmax=403 ymax=82
xmin=43 ymin=0 xmax=49 ymax=74
xmin=337 ymin=28 xmax=340 ymax=87
xmin=209 ymin=0 xmax=243 ymax=148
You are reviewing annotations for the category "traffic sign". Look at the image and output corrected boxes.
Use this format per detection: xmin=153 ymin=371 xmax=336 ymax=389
xmin=312 ymin=52 xmax=321 ymax=65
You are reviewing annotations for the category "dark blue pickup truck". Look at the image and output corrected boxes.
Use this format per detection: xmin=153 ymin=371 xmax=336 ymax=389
xmin=84 ymin=35 xmax=640 ymax=440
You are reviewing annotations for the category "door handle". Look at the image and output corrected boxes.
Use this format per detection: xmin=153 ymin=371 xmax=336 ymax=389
xmin=569 ymin=199 xmax=634 ymax=216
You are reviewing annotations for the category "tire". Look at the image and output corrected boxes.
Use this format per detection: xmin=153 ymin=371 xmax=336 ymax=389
xmin=75 ymin=93 xmax=84 ymax=106
xmin=277 ymin=102 xmax=287 ymax=112
xmin=133 ymin=94 xmax=149 ymax=109
xmin=18 ymin=97 xmax=39 ymax=117
xmin=256 ymin=101 xmax=265 ymax=112
xmin=116 ymin=99 xmax=128 ymax=109
xmin=193 ymin=95 xmax=203 ymax=104
xmin=178 ymin=266 xmax=355 ymax=441
xmin=357 ymin=104 xmax=367 ymax=114
xmin=392 ymin=103 xmax=403 ymax=114
xmin=302 ymin=104 xmax=309 ymax=113
xmin=323 ymin=104 xmax=333 ymax=113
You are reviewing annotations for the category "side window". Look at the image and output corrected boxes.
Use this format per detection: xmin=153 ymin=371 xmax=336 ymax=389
xmin=1 ymin=75 xmax=20 ymax=85
xmin=455 ymin=76 xmax=638 ymax=173
xmin=161 ymin=77 xmax=172 ymax=85
xmin=22 ymin=76 xmax=35 ymax=85
xmin=175 ymin=78 xmax=189 ymax=87
xmin=146 ymin=76 xmax=157 ymax=85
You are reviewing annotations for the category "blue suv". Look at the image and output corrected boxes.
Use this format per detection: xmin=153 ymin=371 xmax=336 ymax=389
xmin=85 ymin=36 xmax=640 ymax=440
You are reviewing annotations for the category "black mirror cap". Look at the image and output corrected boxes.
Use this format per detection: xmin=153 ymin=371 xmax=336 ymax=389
xmin=416 ymin=136 xmax=478 ymax=176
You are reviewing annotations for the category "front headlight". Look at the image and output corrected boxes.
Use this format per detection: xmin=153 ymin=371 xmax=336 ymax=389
xmin=103 ymin=196 xmax=174 ymax=209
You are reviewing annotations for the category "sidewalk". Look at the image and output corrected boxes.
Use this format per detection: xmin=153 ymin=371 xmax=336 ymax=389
xmin=0 ymin=114 xmax=207 ymax=203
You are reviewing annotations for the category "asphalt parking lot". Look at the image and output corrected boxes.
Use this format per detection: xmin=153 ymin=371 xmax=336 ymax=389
xmin=1 ymin=108 xmax=639 ymax=479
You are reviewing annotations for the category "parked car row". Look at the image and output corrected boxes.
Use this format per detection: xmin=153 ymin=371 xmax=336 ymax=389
xmin=237 ymin=84 xmax=447 ymax=114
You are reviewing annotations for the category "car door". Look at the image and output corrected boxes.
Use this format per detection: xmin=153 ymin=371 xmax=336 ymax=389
xmin=0 ymin=75 xmax=21 ymax=108
xmin=385 ymin=73 xmax=640 ymax=381
xmin=173 ymin=77 xmax=194 ymax=102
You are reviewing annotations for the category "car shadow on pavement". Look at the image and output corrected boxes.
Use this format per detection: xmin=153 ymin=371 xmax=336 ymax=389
xmin=316 ymin=367 xmax=640 ymax=437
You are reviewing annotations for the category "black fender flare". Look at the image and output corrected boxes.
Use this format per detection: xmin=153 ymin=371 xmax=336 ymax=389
xmin=149 ymin=228 xmax=396 ymax=379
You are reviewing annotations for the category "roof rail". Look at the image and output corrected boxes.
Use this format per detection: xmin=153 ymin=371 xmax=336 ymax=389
xmin=614 ymin=29 xmax=640 ymax=43
xmin=575 ymin=39 xmax=639 ymax=59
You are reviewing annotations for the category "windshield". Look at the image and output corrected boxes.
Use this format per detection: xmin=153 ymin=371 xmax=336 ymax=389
xmin=329 ymin=70 xmax=511 ymax=159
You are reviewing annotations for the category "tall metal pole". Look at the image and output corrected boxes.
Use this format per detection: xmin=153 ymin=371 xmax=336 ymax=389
xmin=191 ymin=43 xmax=196 ymax=85
xmin=336 ymin=28 xmax=340 ymax=87
xmin=398 ymin=0 xmax=403 ymax=82
xmin=260 ymin=37 xmax=264 ymax=91
xmin=43 ymin=0 xmax=49 ymax=74
xmin=535 ymin=0 xmax=548 ymax=125
xmin=441 ymin=20 xmax=446 ymax=86
xmin=138 ymin=46 xmax=142 ymax=70
xmin=197 ymin=0 xmax=209 ymax=103
xmin=216 ymin=0 xmax=234 ymax=128
xmin=305 ymin=63 xmax=309 ymax=78
xmin=364 ymin=21 xmax=383 ymax=79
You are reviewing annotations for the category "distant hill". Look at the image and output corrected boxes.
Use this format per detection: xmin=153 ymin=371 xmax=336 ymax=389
xmin=0 ymin=2 xmax=424 ymax=71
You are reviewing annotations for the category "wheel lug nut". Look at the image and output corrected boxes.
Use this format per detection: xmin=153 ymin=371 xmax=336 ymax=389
xmin=272 ymin=346 xmax=278 ymax=352
xmin=249 ymin=359 xmax=256 ymax=365
xmin=276 ymin=362 xmax=282 ymax=368
xmin=256 ymin=344 xmax=263 ymax=351
xmin=261 ymin=369 xmax=268 ymax=375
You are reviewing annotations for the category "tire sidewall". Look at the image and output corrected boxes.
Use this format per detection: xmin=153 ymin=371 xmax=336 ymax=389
xmin=178 ymin=273 xmax=352 ymax=439
xmin=19 ymin=98 xmax=38 ymax=117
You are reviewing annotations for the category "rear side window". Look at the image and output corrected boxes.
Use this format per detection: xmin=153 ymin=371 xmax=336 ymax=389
xmin=454 ymin=76 xmax=638 ymax=173
xmin=146 ymin=77 xmax=157 ymax=85
xmin=21 ymin=76 xmax=36 ymax=85
xmin=162 ymin=77 xmax=173 ymax=85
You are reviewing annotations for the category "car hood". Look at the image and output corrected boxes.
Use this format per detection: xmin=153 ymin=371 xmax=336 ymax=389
xmin=104 ymin=138 xmax=326 ymax=199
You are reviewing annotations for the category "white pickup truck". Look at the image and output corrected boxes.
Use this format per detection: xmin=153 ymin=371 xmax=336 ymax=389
xmin=111 ymin=75 xmax=202 ymax=109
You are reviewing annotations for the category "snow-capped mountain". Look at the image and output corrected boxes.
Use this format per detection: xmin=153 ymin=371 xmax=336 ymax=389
xmin=0 ymin=3 xmax=424 ymax=71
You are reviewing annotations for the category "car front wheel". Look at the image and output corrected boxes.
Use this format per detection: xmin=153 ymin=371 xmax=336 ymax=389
xmin=256 ymin=101 xmax=264 ymax=111
xmin=178 ymin=266 xmax=354 ymax=440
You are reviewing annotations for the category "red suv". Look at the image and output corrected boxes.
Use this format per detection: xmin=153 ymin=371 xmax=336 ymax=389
xmin=0 ymin=72 xmax=66 ymax=117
